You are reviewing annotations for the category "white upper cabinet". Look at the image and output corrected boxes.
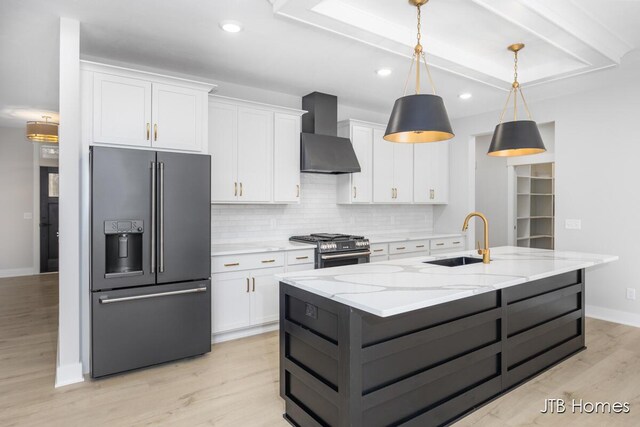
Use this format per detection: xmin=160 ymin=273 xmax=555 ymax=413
xmin=93 ymin=73 xmax=152 ymax=147
xmin=274 ymin=113 xmax=301 ymax=203
xmin=414 ymin=141 xmax=449 ymax=204
xmin=209 ymin=96 xmax=304 ymax=204
xmin=337 ymin=120 xmax=374 ymax=204
xmin=237 ymin=107 xmax=273 ymax=203
xmin=83 ymin=62 xmax=213 ymax=153
xmin=209 ymin=102 xmax=238 ymax=202
xmin=372 ymin=127 xmax=413 ymax=204
xmin=151 ymin=83 xmax=205 ymax=152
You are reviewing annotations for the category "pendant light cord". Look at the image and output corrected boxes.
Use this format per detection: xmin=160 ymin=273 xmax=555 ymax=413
xmin=402 ymin=3 xmax=437 ymax=96
xmin=498 ymin=45 xmax=534 ymax=123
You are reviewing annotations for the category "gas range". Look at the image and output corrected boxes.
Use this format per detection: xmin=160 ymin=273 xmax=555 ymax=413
xmin=289 ymin=233 xmax=370 ymax=268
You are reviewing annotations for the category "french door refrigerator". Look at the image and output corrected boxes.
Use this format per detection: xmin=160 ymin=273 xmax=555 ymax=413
xmin=90 ymin=146 xmax=211 ymax=378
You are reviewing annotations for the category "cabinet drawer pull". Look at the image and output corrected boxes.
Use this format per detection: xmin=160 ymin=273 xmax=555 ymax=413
xmin=373 ymin=249 xmax=384 ymax=253
xmin=252 ymin=277 xmax=256 ymax=292
xmin=295 ymin=256 xmax=309 ymax=260
xmin=296 ymin=184 xmax=300 ymax=198
xmin=154 ymin=123 xmax=158 ymax=141
xmin=396 ymin=246 xmax=405 ymax=250
xmin=353 ymin=186 xmax=357 ymax=199
xmin=415 ymin=245 xmax=425 ymax=248
xmin=261 ymin=259 xmax=276 ymax=264
xmin=239 ymin=182 xmax=243 ymax=197
xmin=430 ymin=189 xmax=435 ymax=200
xmin=224 ymin=262 xmax=240 ymax=267
xmin=436 ymin=243 xmax=444 ymax=246
xmin=146 ymin=123 xmax=150 ymax=140
xmin=453 ymin=241 xmax=461 ymax=244
xmin=234 ymin=182 xmax=238 ymax=197
xmin=246 ymin=278 xmax=250 ymax=293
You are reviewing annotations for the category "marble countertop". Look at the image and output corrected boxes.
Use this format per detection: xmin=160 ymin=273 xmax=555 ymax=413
xmin=211 ymin=231 xmax=464 ymax=256
xmin=277 ymin=246 xmax=618 ymax=318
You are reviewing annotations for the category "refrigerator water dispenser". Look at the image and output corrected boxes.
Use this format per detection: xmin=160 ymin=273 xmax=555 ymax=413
xmin=104 ymin=220 xmax=143 ymax=278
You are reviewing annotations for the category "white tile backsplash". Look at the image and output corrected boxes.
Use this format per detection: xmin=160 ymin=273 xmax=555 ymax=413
xmin=212 ymin=174 xmax=433 ymax=243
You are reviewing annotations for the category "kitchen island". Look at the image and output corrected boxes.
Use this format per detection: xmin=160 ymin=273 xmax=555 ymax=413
xmin=277 ymin=247 xmax=617 ymax=427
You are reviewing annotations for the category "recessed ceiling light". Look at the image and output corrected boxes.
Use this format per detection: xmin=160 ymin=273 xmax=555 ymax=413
xmin=220 ymin=20 xmax=242 ymax=33
xmin=458 ymin=93 xmax=472 ymax=100
xmin=376 ymin=68 xmax=392 ymax=77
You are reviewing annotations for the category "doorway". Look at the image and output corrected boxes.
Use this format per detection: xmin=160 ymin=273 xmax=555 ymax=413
xmin=39 ymin=167 xmax=59 ymax=272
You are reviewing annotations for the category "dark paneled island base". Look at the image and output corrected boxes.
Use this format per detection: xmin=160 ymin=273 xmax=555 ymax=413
xmin=279 ymin=269 xmax=586 ymax=427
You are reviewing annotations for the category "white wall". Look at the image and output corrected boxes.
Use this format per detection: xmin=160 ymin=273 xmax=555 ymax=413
xmin=436 ymin=50 xmax=640 ymax=326
xmin=475 ymin=134 xmax=508 ymax=247
xmin=0 ymin=126 xmax=35 ymax=277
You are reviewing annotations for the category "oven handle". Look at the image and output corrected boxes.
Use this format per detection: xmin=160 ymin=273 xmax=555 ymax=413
xmin=320 ymin=251 xmax=371 ymax=260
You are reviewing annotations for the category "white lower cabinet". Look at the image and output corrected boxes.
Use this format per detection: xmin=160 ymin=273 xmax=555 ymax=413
xmin=212 ymin=266 xmax=284 ymax=334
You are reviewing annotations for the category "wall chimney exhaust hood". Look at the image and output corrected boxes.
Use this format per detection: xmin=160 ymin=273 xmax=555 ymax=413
xmin=300 ymin=92 xmax=361 ymax=174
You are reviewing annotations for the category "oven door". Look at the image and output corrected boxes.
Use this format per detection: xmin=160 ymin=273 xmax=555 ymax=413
xmin=317 ymin=250 xmax=371 ymax=269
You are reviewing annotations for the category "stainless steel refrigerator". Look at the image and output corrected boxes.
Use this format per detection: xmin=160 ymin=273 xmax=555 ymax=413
xmin=90 ymin=146 xmax=211 ymax=378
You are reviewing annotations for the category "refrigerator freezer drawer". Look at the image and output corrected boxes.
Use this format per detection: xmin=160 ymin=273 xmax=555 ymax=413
xmin=91 ymin=280 xmax=211 ymax=378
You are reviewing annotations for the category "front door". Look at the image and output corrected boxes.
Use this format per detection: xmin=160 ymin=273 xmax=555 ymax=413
xmin=40 ymin=167 xmax=59 ymax=272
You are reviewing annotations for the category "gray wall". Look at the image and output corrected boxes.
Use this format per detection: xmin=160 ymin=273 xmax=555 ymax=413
xmin=0 ymin=126 xmax=35 ymax=276
xmin=475 ymin=134 xmax=508 ymax=247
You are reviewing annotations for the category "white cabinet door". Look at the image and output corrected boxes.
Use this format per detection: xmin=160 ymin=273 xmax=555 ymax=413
xmin=393 ymin=143 xmax=414 ymax=203
xmin=93 ymin=73 xmax=152 ymax=147
xmin=373 ymin=128 xmax=395 ymax=203
xmin=152 ymin=83 xmax=203 ymax=152
xmin=351 ymin=125 xmax=373 ymax=203
xmin=432 ymin=141 xmax=449 ymax=204
xmin=413 ymin=141 xmax=449 ymax=204
xmin=250 ymin=268 xmax=282 ymax=325
xmin=212 ymin=274 xmax=251 ymax=333
xmin=237 ymin=107 xmax=273 ymax=203
xmin=209 ymin=102 xmax=238 ymax=202
xmin=274 ymin=113 xmax=301 ymax=203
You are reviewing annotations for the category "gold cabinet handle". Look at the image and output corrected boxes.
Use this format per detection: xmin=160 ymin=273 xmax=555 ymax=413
xmin=295 ymin=256 xmax=309 ymax=260
xmin=224 ymin=262 xmax=240 ymax=267
xmin=373 ymin=249 xmax=384 ymax=253
xmin=252 ymin=277 xmax=256 ymax=292
xmin=396 ymin=246 xmax=405 ymax=250
xmin=430 ymin=189 xmax=435 ymax=200
xmin=146 ymin=123 xmax=150 ymax=140
xmin=261 ymin=259 xmax=275 ymax=264
xmin=296 ymin=184 xmax=300 ymax=198
xmin=246 ymin=278 xmax=250 ymax=293
xmin=436 ymin=243 xmax=444 ymax=246
xmin=353 ymin=186 xmax=357 ymax=199
xmin=453 ymin=241 xmax=461 ymax=244
xmin=154 ymin=124 xmax=158 ymax=141
xmin=239 ymin=182 xmax=243 ymax=197
xmin=234 ymin=182 xmax=237 ymax=197
xmin=416 ymin=245 xmax=425 ymax=248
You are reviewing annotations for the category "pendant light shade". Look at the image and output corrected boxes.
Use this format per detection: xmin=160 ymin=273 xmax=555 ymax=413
xmin=26 ymin=116 xmax=59 ymax=143
xmin=488 ymin=43 xmax=545 ymax=157
xmin=385 ymin=94 xmax=453 ymax=143
xmin=384 ymin=0 xmax=454 ymax=144
xmin=488 ymin=120 xmax=545 ymax=157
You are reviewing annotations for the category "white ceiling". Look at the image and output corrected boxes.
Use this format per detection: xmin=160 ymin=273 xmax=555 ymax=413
xmin=1 ymin=0 xmax=639 ymax=128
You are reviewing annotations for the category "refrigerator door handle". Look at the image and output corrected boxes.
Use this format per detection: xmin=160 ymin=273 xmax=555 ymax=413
xmin=159 ymin=162 xmax=165 ymax=273
xmin=99 ymin=287 xmax=207 ymax=304
xmin=151 ymin=161 xmax=156 ymax=274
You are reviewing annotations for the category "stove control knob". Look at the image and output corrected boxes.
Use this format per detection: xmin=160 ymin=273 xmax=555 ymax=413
xmin=320 ymin=244 xmax=327 ymax=250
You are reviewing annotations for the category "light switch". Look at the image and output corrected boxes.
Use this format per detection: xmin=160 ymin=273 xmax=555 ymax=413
xmin=23 ymin=212 xmax=33 ymax=220
xmin=565 ymin=219 xmax=581 ymax=230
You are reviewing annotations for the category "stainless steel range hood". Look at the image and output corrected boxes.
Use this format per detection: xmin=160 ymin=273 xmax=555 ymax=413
xmin=300 ymin=92 xmax=361 ymax=174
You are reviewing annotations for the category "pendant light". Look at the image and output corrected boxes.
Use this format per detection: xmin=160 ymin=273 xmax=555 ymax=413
xmin=26 ymin=116 xmax=59 ymax=143
xmin=488 ymin=44 xmax=545 ymax=157
xmin=384 ymin=0 xmax=453 ymax=143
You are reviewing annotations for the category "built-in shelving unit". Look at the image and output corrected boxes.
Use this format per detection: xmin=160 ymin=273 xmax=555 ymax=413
xmin=515 ymin=163 xmax=555 ymax=249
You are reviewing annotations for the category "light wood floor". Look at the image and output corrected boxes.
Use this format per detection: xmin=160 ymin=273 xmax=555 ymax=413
xmin=1 ymin=275 xmax=639 ymax=426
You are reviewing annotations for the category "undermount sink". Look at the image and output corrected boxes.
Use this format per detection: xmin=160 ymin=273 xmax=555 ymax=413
xmin=423 ymin=256 xmax=485 ymax=267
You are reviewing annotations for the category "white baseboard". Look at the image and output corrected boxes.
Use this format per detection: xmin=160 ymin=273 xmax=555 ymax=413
xmin=55 ymin=362 xmax=84 ymax=388
xmin=212 ymin=322 xmax=278 ymax=344
xmin=0 ymin=267 xmax=37 ymax=278
xmin=586 ymin=305 xmax=640 ymax=328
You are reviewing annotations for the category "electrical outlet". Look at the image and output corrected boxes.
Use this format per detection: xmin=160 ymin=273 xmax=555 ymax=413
xmin=565 ymin=219 xmax=581 ymax=230
xmin=627 ymin=288 xmax=636 ymax=301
